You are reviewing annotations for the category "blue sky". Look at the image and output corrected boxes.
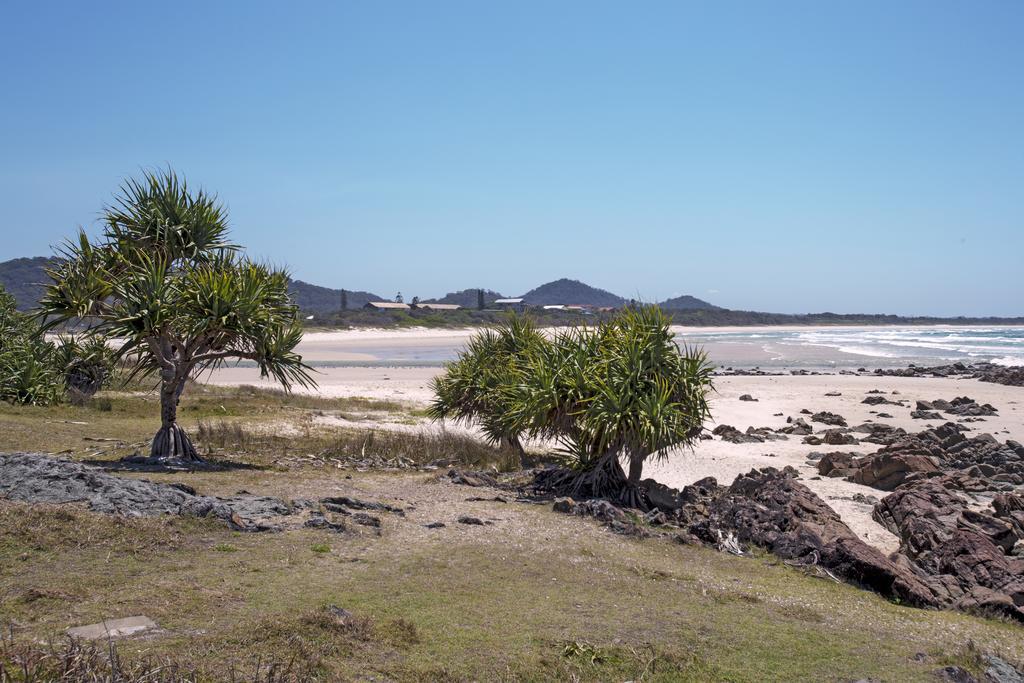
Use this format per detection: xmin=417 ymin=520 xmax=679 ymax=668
xmin=1 ymin=1 xmax=1022 ymax=315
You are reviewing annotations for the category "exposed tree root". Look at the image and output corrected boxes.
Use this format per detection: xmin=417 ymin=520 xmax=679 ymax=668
xmin=533 ymin=453 xmax=649 ymax=510
xmin=150 ymin=423 xmax=200 ymax=462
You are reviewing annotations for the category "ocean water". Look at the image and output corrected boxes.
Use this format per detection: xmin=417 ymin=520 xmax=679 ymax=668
xmin=673 ymin=326 xmax=1024 ymax=369
xmin=273 ymin=326 xmax=1024 ymax=370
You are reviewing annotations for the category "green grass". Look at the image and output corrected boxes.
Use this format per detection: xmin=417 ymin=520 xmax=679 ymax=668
xmin=1 ymin=386 xmax=1022 ymax=681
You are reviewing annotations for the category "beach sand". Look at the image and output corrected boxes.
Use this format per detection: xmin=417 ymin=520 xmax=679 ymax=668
xmin=202 ymin=329 xmax=1024 ymax=554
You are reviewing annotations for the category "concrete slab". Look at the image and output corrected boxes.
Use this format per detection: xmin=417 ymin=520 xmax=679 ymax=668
xmin=67 ymin=615 xmax=157 ymax=639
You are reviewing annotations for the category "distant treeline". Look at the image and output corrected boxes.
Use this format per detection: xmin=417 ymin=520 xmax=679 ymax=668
xmin=305 ymin=307 xmax=1024 ymax=330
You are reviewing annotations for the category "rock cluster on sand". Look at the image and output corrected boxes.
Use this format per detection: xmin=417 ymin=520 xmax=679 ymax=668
xmin=918 ymin=397 xmax=999 ymax=418
xmin=548 ymin=468 xmax=942 ymax=608
xmin=875 ymin=361 xmax=1024 ymax=388
xmin=541 ymin=424 xmax=1024 ymax=621
xmin=843 ymin=422 xmax=1024 ymax=493
xmin=874 ymin=480 xmax=1024 ymax=618
xmin=805 ymin=419 xmax=1024 ymax=619
xmin=711 ymin=424 xmax=787 ymax=444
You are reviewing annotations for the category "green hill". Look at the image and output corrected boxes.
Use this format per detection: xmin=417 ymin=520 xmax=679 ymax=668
xmin=520 ymin=278 xmax=626 ymax=307
xmin=288 ymin=279 xmax=383 ymax=313
xmin=658 ymin=294 xmax=719 ymax=310
xmin=0 ymin=257 xmax=56 ymax=310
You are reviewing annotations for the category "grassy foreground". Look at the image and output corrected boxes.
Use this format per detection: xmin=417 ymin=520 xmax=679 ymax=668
xmin=1 ymin=384 xmax=1021 ymax=682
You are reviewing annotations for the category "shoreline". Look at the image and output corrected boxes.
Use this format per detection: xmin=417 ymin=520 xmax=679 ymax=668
xmin=202 ymin=361 xmax=1024 ymax=555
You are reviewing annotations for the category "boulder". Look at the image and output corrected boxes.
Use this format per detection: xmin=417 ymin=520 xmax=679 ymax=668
xmin=848 ymin=453 xmax=939 ymax=491
xmin=811 ymin=411 xmax=848 ymax=427
xmin=823 ymin=429 xmax=859 ymax=446
xmin=816 ymin=452 xmax=859 ymax=477
xmin=777 ymin=418 xmax=813 ymax=435
xmin=641 ymin=478 xmax=683 ymax=512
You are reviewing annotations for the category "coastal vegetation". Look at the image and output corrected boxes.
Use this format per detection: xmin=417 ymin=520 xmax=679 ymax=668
xmin=0 ymin=380 xmax=1020 ymax=681
xmin=37 ymin=169 xmax=314 ymax=462
xmin=430 ymin=308 xmax=714 ymax=506
xmin=0 ymin=284 xmax=113 ymax=406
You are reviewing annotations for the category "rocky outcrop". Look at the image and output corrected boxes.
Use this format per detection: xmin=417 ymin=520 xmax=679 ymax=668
xmin=686 ymin=468 xmax=940 ymax=607
xmin=873 ymin=361 xmax=1024 ymax=388
xmin=0 ymin=453 xmax=298 ymax=530
xmin=0 ymin=453 xmax=402 ymax=534
xmin=542 ymin=461 xmax=1024 ymax=620
xmin=873 ymin=478 xmax=1024 ymax=620
xmin=841 ymin=423 xmax=1024 ymax=494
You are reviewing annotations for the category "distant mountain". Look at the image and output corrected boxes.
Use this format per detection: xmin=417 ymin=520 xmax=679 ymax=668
xmin=658 ymin=294 xmax=719 ymax=311
xmin=0 ymin=256 xmax=56 ymax=310
xmin=520 ymin=278 xmax=626 ymax=307
xmin=424 ymin=288 xmax=506 ymax=308
xmin=288 ymin=279 xmax=383 ymax=313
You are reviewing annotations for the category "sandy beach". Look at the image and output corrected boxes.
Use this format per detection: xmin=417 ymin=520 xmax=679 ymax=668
xmin=203 ymin=328 xmax=1024 ymax=553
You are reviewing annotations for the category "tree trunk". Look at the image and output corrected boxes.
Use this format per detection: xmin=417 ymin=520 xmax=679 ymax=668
xmin=627 ymin=453 xmax=644 ymax=485
xmin=507 ymin=435 xmax=528 ymax=470
xmin=150 ymin=374 xmax=199 ymax=462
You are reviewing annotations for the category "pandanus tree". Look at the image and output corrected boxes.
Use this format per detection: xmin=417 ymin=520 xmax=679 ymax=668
xmin=510 ymin=306 xmax=714 ymax=507
xmin=39 ymin=169 xmax=314 ymax=462
xmin=431 ymin=306 xmax=714 ymax=507
xmin=427 ymin=315 xmax=545 ymax=467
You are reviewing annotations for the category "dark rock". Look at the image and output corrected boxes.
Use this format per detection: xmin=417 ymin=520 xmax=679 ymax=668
xmin=811 ymin=411 xmax=848 ymax=427
xmin=848 ymin=453 xmax=940 ymax=491
xmin=712 ymin=424 xmax=764 ymax=444
xmin=457 ymin=515 xmax=488 ymax=526
xmin=641 ymin=478 xmax=683 ymax=512
xmin=739 ymin=394 xmax=758 ymax=402
xmin=304 ymin=513 xmax=346 ymax=533
xmin=687 ymin=468 xmax=939 ymax=607
xmin=352 ymin=512 xmax=382 ymax=527
xmin=777 ymin=418 xmax=813 ymax=436
xmin=935 ymin=666 xmax=978 ymax=683
xmin=823 ymin=429 xmax=859 ymax=446
xmin=320 ymin=495 xmax=405 ymax=515
xmin=873 ymin=478 xmax=1024 ymax=621
xmin=447 ymin=468 xmax=500 ymax=487
xmin=817 ymin=452 xmax=859 ymax=477
xmin=825 ymin=391 xmax=842 ymax=397
xmin=911 ymin=410 xmax=943 ymax=420
xmin=424 ymin=521 xmax=446 ymax=529
xmin=862 ymin=395 xmax=901 ymax=406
